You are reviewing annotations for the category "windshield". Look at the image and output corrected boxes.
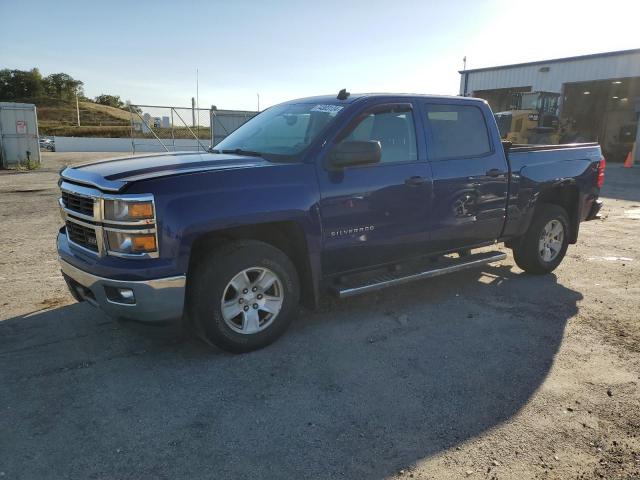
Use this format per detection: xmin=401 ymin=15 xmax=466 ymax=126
xmin=214 ymin=103 xmax=345 ymax=159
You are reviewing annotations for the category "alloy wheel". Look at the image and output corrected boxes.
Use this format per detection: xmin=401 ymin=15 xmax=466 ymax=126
xmin=220 ymin=267 xmax=284 ymax=334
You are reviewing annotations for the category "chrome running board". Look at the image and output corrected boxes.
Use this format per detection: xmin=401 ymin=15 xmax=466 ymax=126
xmin=332 ymin=251 xmax=506 ymax=299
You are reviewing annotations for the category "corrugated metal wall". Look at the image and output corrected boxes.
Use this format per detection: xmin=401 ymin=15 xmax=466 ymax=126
xmin=211 ymin=110 xmax=257 ymax=145
xmin=0 ymin=102 xmax=41 ymax=168
xmin=460 ymin=50 xmax=640 ymax=95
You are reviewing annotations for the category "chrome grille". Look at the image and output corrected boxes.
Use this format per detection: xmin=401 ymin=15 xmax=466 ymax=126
xmin=61 ymin=191 xmax=94 ymax=217
xmin=66 ymin=221 xmax=99 ymax=252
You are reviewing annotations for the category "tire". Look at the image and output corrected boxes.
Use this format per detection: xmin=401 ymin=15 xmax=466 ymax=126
xmin=512 ymin=204 xmax=570 ymax=275
xmin=188 ymin=240 xmax=300 ymax=353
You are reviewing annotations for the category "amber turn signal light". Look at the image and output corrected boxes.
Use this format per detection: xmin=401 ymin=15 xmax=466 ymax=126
xmin=132 ymin=235 xmax=157 ymax=252
xmin=128 ymin=203 xmax=154 ymax=219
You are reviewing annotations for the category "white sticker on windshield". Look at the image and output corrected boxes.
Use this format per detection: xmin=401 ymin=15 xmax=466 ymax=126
xmin=311 ymin=104 xmax=344 ymax=114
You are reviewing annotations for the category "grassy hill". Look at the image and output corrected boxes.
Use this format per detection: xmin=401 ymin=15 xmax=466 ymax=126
xmin=24 ymin=97 xmax=132 ymax=136
xmin=80 ymin=101 xmax=133 ymax=121
xmin=21 ymin=97 xmax=210 ymax=139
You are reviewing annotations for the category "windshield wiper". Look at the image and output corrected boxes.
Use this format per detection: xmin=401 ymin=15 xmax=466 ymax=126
xmin=221 ymin=148 xmax=264 ymax=157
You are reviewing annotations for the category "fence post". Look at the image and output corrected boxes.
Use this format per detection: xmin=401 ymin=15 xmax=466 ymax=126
xmin=191 ymin=97 xmax=197 ymax=151
xmin=634 ymin=101 xmax=640 ymax=165
xmin=129 ymin=104 xmax=136 ymax=154
xmin=210 ymin=106 xmax=215 ymax=147
xmin=0 ymin=105 xmax=5 ymax=168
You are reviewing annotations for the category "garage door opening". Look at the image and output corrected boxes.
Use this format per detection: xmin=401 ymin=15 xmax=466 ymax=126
xmin=562 ymin=77 xmax=640 ymax=162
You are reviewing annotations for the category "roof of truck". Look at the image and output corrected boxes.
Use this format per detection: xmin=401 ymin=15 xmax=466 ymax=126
xmin=282 ymin=93 xmax=486 ymax=105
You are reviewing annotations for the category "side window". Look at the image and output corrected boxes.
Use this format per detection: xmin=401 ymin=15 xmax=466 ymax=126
xmin=425 ymin=104 xmax=491 ymax=159
xmin=342 ymin=109 xmax=418 ymax=164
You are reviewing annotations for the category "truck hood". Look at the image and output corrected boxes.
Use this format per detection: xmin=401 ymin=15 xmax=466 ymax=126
xmin=60 ymin=151 xmax=270 ymax=192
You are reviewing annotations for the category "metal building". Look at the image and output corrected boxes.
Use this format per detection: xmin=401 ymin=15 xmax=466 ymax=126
xmin=0 ymin=102 xmax=41 ymax=168
xmin=459 ymin=48 xmax=640 ymax=162
xmin=211 ymin=108 xmax=258 ymax=145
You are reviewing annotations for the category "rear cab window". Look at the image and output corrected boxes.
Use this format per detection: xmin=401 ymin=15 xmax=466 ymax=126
xmin=424 ymin=104 xmax=492 ymax=160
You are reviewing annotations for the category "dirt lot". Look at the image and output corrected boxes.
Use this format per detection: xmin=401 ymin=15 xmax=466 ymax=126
xmin=1 ymin=152 xmax=639 ymax=479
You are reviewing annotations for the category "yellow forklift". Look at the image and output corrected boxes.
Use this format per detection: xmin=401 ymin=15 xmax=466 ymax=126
xmin=494 ymin=92 xmax=561 ymax=144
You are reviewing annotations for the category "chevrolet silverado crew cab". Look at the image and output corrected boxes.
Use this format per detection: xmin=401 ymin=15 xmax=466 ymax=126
xmin=57 ymin=92 xmax=605 ymax=352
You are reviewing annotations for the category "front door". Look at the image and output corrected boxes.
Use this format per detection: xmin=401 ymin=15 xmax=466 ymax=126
xmin=422 ymin=102 xmax=509 ymax=251
xmin=317 ymin=102 xmax=432 ymax=275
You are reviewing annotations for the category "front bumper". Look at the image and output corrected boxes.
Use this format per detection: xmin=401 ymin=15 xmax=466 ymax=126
xmin=60 ymin=258 xmax=186 ymax=322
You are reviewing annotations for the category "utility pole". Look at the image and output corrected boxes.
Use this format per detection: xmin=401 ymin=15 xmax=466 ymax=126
xmin=76 ymin=88 xmax=81 ymax=127
xmin=257 ymin=93 xmax=260 ymax=112
xmin=196 ymin=69 xmax=200 ymax=149
xmin=462 ymin=56 xmax=469 ymax=96
xmin=191 ymin=97 xmax=196 ymax=127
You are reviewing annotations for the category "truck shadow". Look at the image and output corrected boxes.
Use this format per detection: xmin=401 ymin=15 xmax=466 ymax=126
xmin=0 ymin=264 xmax=581 ymax=479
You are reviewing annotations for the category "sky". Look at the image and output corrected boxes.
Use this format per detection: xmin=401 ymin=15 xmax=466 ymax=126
xmin=1 ymin=0 xmax=639 ymax=111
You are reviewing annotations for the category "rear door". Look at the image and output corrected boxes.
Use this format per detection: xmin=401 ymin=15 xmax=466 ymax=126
xmin=422 ymin=102 xmax=508 ymax=251
xmin=317 ymin=101 xmax=432 ymax=275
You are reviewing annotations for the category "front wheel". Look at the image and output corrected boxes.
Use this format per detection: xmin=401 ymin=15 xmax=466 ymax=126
xmin=512 ymin=204 xmax=570 ymax=274
xmin=188 ymin=240 xmax=300 ymax=353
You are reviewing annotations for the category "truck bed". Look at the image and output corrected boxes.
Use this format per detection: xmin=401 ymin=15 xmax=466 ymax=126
xmin=500 ymin=141 xmax=603 ymax=243
xmin=507 ymin=142 xmax=599 ymax=153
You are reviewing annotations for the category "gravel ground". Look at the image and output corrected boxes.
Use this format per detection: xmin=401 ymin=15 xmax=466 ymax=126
xmin=0 ymin=153 xmax=638 ymax=479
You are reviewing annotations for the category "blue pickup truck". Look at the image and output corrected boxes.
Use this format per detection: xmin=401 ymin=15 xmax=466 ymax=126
xmin=57 ymin=92 xmax=605 ymax=352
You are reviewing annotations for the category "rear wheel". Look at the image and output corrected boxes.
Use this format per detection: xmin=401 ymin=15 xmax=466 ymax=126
xmin=512 ymin=204 xmax=570 ymax=274
xmin=188 ymin=240 xmax=300 ymax=353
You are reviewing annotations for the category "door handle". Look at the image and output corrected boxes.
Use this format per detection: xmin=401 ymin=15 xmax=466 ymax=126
xmin=404 ymin=176 xmax=426 ymax=186
xmin=486 ymin=168 xmax=506 ymax=178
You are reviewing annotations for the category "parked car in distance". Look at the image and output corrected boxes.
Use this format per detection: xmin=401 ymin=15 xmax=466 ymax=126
xmin=56 ymin=91 xmax=605 ymax=352
xmin=39 ymin=137 xmax=55 ymax=151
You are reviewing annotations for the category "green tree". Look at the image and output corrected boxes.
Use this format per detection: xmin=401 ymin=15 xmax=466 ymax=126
xmin=94 ymin=94 xmax=124 ymax=108
xmin=43 ymin=73 xmax=83 ymax=100
xmin=0 ymin=68 xmax=45 ymax=100
xmin=124 ymin=100 xmax=142 ymax=114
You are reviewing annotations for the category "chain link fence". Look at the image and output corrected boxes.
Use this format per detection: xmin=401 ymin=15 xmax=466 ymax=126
xmin=128 ymin=104 xmax=257 ymax=153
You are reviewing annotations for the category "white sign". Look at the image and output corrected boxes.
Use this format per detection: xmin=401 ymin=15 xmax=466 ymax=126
xmin=310 ymin=104 xmax=344 ymax=115
xmin=16 ymin=120 xmax=27 ymax=134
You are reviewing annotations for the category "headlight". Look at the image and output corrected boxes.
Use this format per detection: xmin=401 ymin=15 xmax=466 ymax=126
xmin=102 ymin=195 xmax=158 ymax=257
xmin=104 ymin=199 xmax=154 ymax=222
xmin=106 ymin=230 xmax=157 ymax=255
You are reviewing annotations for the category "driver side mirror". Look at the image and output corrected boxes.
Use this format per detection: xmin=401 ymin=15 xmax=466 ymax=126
xmin=329 ymin=140 xmax=381 ymax=169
